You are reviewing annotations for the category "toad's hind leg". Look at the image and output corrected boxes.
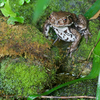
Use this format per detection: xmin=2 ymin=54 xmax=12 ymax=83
xmin=67 ymin=28 xmax=81 ymax=57
xmin=75 ymin=14 xmax=91 ymax=43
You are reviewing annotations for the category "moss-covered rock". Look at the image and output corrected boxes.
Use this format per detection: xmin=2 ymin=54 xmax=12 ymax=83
xmin=0 ymin=16 xmax=51 ymax=61
xmin=0 ymin=57 xmax=56 ymax=97
xmin=0 ymin=16 xmax=59 ymax=98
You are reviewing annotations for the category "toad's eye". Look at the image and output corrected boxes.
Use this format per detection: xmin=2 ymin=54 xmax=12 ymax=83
xmin=64 ymin=19 xmax=67 ymax=21
xmin=64 ymin=18 xmax=67 ymax=22
xmin=49 ymin=16 xmax=51 ymax=19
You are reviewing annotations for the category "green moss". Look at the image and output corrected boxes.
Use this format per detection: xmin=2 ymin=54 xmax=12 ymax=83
xmin=51 ymin=46 xmax=61 ymax=61
xmin=0 ymin=57 xmax=51 ymax=97
xmin=26 ymin=25 xmax=51 ymax=45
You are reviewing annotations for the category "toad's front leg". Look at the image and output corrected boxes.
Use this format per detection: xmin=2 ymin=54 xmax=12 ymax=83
xmin=43 ymin=20 xmax=50 ymax=38
xmin=67 ymin=28 xmax=81 ymax=57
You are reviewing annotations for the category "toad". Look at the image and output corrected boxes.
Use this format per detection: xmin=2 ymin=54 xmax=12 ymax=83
xmin=43 ymin=11 xmax=91 ymax=57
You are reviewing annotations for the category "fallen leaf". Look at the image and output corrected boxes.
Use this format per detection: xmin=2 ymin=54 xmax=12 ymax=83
xmin=90 ymin=10 xmax=100 ymax=20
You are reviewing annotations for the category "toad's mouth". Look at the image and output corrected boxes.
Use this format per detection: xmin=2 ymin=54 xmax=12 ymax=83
xmin=50 ymin=22 xmax=73 ymax=27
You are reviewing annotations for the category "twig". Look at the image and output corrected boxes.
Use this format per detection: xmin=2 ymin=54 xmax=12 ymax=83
xmin=87 ymin=38 xmax=100 ymax=61
xmin=78 ymin=38 xmax=100 ymax=63
xmin=1 ymin=94 xmax=96 ymax=99
xmin=41 ymin=96 xmax=96 ymax=99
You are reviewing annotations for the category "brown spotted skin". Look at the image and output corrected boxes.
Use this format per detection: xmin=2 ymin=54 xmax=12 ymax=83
xmin=43 ymin=11 xmax=91 ymax=57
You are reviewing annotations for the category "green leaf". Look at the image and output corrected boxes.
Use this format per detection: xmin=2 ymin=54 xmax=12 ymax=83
xmin=7 ymin=16 xmax=24 ymax=25
xmin=0 ymin=2 xmax=5 ymax=7
xmin=33 ymin=0 xmax=50 ymax=23
xmin=19 ymin=0 xmax=30 ymax=5
xmin=94 ymin=30 xmax=100 ymax=100
xmin=25 ymin=0 xmax=30 ymax=3
xmin=93 ymin=31 xmax=100 ymax=56
xmin=96 ymin=72 xmax=100 ymax=100
xmin=27 ymin=94 xmax=41 ymax=100
xmin=84 ymin=0 xmax=100 ymax=19
xmin=19 ymin=0 xmax=24 ymax=5
xmin=0 ymin=0 xmax=16 ymax=17
xmin=93 ymin=52 xmax=100 ymax=100
xmin=0 ymin=0 xmax=6 ymax=7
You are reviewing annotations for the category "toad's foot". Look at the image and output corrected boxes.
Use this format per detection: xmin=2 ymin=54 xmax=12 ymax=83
xmin=83 ymin=28 xmax=92 ymax=43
